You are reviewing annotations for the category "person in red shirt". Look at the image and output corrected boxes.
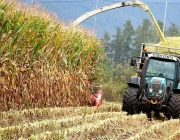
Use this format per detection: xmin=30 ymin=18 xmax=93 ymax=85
xmin=95 ymin=89 xmax=103 ymax=106
xmin=90 ymin=85 xmax=103 ymax=107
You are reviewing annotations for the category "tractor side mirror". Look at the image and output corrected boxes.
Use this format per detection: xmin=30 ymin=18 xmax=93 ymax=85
xmin=130 ymin=58 xmax=136 ymax=66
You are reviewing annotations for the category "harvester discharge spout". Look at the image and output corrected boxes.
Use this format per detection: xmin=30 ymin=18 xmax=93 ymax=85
xmin=132 ymin=0 xmax=149 ymax=12
xmin=72 ymin=0 xmax=165 ymax=41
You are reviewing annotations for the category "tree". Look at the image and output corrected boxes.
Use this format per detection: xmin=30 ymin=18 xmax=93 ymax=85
xmin=103 ymin=31 xmax=110 ymax=52
xmin=133 ymin=18 xmax=158 ymax=56
xmin=111 ymin=26 xmax=123 ymax=63
xmin=121 ymin=20 xmax=135 ymax=63
xmin=102 ymin=31 xmax=113 ymax=60
xmin=158 ymin=20 xmax=164 ymax=32
xmin=133 ymin=26 xmax=142 ymax=56
xmin=166 ymin=23 xmax=180 ymax=37
xmin=141 ymin=18 xmax=158 ymax=43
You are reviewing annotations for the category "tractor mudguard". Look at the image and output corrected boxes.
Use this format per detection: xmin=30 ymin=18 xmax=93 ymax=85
xmin=173 ymin=89 xmax=180 ymax=94
xmin=127 ymin=76 xmax=141 ymax=88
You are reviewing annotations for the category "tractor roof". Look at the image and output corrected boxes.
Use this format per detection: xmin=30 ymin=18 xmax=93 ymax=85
xmin=141 ymin=43 xmax=180 ymax=61
xmin=148 ymin=53 xmax=179 ymax=61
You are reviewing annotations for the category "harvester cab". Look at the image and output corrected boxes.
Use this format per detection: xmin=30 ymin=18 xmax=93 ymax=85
xmin=122 ymin=43 xmax=180 ymax=120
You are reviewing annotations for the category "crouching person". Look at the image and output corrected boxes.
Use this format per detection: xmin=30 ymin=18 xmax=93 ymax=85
xmin=95 ymin=89 xmax=103 ymax=107
xmin=90 ymin=85 xmax=103 ymax=107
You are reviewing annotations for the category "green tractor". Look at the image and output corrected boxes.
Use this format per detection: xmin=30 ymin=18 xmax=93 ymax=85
xmin=122 ymin=43 xmax=180 ymax=120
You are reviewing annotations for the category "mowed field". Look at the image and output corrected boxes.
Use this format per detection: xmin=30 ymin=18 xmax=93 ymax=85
xmin=0 ymin=102 xmax=179 ymax=140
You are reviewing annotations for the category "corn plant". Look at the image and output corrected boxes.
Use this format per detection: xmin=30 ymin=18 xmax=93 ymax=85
xmin=0 ymin=0 xmax=105 ymax=111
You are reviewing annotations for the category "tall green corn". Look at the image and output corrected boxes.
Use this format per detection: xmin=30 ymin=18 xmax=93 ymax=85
xmin=0 ymin=0 xmax=105 ymax=111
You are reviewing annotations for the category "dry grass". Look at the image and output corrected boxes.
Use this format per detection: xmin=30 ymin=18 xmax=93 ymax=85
xmin=0 ymin=103 xmax=179 ymax=140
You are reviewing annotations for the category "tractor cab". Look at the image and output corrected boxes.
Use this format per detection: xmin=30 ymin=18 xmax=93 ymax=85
xmin=145 ymin=58 xmax=176 ymax=91
xmin=130 ymin=43 xmax=179 ymax=90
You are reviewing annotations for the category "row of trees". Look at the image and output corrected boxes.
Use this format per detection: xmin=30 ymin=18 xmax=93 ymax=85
xmin=103 ymin=18 xmax=180 ymax=63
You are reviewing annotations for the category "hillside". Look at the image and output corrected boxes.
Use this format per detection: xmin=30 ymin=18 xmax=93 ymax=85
xmin=21 ymin=0 xmax=180 ymax=38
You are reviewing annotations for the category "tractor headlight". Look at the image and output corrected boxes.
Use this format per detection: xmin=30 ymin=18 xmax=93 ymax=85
xmin=149 ymin=88 xmax=153 ymax=92
xmin=159 ymin=90 xmax=163 ymax=93
xmin=150 ymin=98 xmax=158 ymax=104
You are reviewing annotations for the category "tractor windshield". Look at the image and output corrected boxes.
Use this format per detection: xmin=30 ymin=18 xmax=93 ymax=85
xmin=145 ymin=59 xmax=176 ymax=87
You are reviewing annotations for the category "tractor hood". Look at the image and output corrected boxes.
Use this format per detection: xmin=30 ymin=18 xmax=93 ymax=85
xmin=148 ymin=77 xmax=166 ymax=98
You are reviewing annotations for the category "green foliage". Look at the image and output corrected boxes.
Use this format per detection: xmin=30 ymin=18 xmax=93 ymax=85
xmin=103 ymin=80 xmax=125 ymax=102
xmin=96 ymin=57 xmax=112 ymax=83
xmin=121 ymin=20 xmax=135 ymax=62
xmin=104 ymin=20 xmax=135 ymax=63
xmin=157 ymin=20 xmax=164 ymax=33
xmin=133 ymin=18 xmax=159 ymax=56
xmin=103 ymin=31 xmax=113 ymax=60
xmin=102 ymin=62 xmax=135 ymax=102
xmin=111 ymin=26 xmax=123 ymax=63
xmin=165 ymin=23 xmax=180 ymax=37
xmin=112 ymin=63 xmax=134 ymax=83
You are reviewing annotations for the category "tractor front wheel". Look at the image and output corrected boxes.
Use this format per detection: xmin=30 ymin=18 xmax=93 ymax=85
xmin=168 ymin=94 xmax=180 ymax=119
xmin=122 ymin=86 xmax=140 ymax=115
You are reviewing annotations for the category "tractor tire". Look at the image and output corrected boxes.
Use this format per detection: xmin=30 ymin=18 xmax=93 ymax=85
xmin=122 ymin=86 xmax=140 ymax=115
xmin=168 ymin=94 xmax=180 ymax=119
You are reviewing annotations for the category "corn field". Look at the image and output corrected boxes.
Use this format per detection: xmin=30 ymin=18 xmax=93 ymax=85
xmin=0 ymin=0 xmax=106 ymax=111
xmin=0 ymin=102 xmax=179 ymax=139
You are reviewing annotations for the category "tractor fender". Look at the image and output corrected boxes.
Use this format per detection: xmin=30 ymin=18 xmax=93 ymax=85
xmin=127 ymin=76 xmax=141 ymax=88
xmin=173 ymin=89 xmax=180 ymax=94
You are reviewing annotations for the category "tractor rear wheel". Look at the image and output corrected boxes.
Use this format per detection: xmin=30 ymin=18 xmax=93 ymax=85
xmin=122 ymin=86 xmax=140 ymax=115
xmin=168 ymin=94 xmax=180 ymax=119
